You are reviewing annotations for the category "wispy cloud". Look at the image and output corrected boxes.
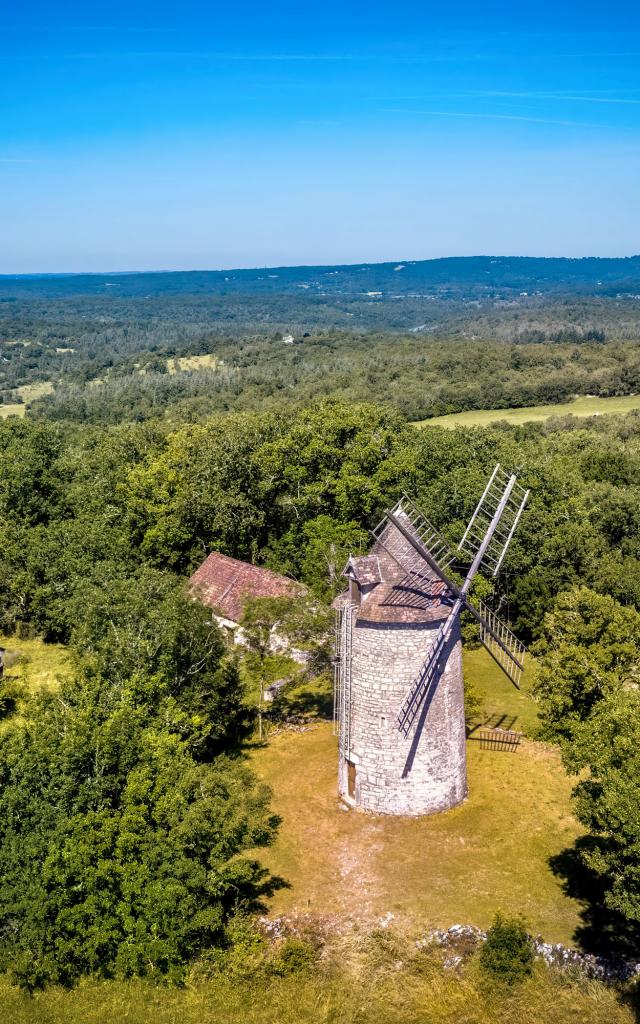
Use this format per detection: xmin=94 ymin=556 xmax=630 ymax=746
xmin=383 ymin=108 xmax=607 ymax=128
xmin=0 ymin=49 xmax=491 ymax=64
xmin=0 ymin=157 xmax=65 ymax=163
xmin=457 ymin=90 xmax=640 ymax=106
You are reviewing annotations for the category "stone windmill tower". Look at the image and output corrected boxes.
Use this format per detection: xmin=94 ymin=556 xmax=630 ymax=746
xmin=333 ymin=464 xmax=529 ymax=816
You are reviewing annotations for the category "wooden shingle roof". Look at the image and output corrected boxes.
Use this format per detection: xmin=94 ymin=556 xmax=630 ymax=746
xmin=190 ymin=551 xmax=303 ymax=622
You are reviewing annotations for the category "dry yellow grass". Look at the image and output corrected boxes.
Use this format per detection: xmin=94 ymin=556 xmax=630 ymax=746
xmin=0 ymin=954 xmax=632 ymax=1024
xmin=167 ymin=353 xmax=219 ymax=373
xmin=0 ymin=635 xmax=69 ymax=693
xmin=251 ymin=649 xmax=581 ymax=944
xmin=0 ymin=381 xmax=55 ymax=419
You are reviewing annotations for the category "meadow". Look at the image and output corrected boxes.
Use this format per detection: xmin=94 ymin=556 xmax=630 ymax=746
xmin=415 ymin=394 xmax=640 ymax=429
xmin=250 ymin=649 xmax=581 ymax=944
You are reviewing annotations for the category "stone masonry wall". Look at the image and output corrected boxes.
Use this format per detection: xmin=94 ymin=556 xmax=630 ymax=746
xmin=338 ymin=618 xmax=467 ymax=816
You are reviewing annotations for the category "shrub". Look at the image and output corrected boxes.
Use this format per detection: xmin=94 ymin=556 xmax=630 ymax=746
xmin=478 ymin=913 xmax=534 ymax=985
xmin=269 ymin=938 xmax=318 ymax=976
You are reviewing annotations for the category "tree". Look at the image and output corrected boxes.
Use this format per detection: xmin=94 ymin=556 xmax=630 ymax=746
xmin=0 ymin=572 xmax=276 ymax=988
xmin=69 ymin=567 xmax=254 ymax=759
xmin=239 ymin=596 xmax=295 ymax=740
xmin=299 ymin=515 xmax=368 ymax=601
xmin=533 ymin=587 xmax=640 ymax=940
xmin=566 ymin=691 xmax=640 ymax=928
xmin=533 ymin=587 xmax=640 ymax=742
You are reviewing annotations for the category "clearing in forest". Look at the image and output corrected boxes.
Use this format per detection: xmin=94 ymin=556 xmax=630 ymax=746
xmin=414 ymin=394 xmax=640 ymax=429
xmin=0 ymin=381 xmax=55 ymax=419
xmin=251 ymin=648 xmax=583 ymax=944
xmin=1 ymin=635 xmax=583 ymax=945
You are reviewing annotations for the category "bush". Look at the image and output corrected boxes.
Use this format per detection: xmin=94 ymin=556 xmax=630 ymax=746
xmin=478 ymin=913 xmax=534 ymax=985
xmin=269 ymin=939 xmax=318 ymax=976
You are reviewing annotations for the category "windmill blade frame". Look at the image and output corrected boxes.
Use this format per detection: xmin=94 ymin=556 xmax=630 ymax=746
xmin=458 ymin=464 xmax=530 ymax=578
xmin=465 ymin=598 xmax=526 ymax=689
xmin=383 ymin=496 xmax=526 ymax=696
xmin=370 ymin=495 xmax=456 ymax=583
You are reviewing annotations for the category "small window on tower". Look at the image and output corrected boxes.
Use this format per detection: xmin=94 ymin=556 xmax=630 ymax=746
xmin=380 ymin=716 xmax=387 ymax=727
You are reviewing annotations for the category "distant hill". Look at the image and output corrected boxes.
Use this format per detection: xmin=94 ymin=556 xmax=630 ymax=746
xmin=2 ymin=255 xmax=640 ymax=300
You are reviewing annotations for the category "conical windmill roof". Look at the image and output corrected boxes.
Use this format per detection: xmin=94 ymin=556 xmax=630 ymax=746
xmin=334 ymin=515 xmax=453 ymax=626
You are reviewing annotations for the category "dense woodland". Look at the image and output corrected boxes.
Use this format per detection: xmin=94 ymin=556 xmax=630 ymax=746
xmin=1 ymin=266 xmax=640 ymax=1001
xmin=3 ymin=291 xmax=640 ymax=423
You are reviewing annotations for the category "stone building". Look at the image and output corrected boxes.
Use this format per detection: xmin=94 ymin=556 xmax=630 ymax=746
xmin=190 ymin=550 xmax=305 ymax=651
xmin=333 ymin=513 xmax=467 ymax=817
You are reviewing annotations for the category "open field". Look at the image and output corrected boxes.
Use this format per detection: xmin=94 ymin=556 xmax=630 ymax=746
xmin=415 ymin=394 xmax=640 ymax=429
xmin=0 ymin=635 xmax=69 ymax=692
xmin=0 ymin=381 xmax=55 ymax=419
xmin=251 ymin=649 xmax=582 ymax=945
xmin=167 ymin=353 xmax=219 ymax=373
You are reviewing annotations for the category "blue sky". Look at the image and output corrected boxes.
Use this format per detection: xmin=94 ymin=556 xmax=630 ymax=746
xmin=2 ymin=1 xmax=639 ymax=272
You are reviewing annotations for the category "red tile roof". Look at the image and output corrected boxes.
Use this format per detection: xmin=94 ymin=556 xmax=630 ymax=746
xmin=190 ymin=551 xmax=304 ymax=622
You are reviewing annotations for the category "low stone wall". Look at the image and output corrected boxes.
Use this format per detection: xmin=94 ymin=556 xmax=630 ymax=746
xmin=420 ymin=924 xmax=640 ymax=983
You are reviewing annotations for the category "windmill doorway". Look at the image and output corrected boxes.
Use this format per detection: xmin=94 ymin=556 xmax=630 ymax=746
xmin=346 ymin=760 xmax=356 ymax=799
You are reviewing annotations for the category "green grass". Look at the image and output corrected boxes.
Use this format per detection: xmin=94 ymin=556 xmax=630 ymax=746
xmin=414 ymin=394 xmax=640 ymax=429
xmin=465 ymin=645 xmax=539 ymax=736
xmin=0 ymin=958 xmax=632 ymax=1024
xmin=0 ymin=635 xmax=69 ymax=693
xmin=250 ymin=648 xmax=581 ymax=945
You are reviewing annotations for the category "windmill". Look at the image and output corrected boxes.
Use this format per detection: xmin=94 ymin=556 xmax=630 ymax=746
xmin=333 ymin=464 xmax=529 ymax=816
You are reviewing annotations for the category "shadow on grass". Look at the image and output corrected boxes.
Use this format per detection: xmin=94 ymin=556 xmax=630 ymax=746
xmin=550 ymin=839 xmax=640 ymax=959
xmin=466 ymin=713 xmax=519 ymax=737
xmin=273 ymin=685 xmax=334 ymax=721
xmin=550 ymin=841 xmax=640 ymax=1021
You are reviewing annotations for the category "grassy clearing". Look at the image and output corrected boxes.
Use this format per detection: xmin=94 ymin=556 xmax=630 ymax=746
xmin=250 ymin=648 xmax=581 ymax=944
xmin=465 ymin=645 xmax=539 ymax=736
xmin=167 ymin=353 xmax=219 ymax=373
xmin=0 ymin=635 xmax=69 ymax=693
xmin=0 ymin=403 xmax=26 ymax=419
xmin=0 ymin=641 xmax=630 ymax=1022
xmin=0 ymin=382 xmax=55 ymax=419
xmin=414 ymin=394 xmax=640 ymax=429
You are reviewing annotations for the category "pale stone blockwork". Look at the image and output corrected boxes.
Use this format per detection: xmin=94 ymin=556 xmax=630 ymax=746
xmin=338 ymin=616 xmax=467 ymax=816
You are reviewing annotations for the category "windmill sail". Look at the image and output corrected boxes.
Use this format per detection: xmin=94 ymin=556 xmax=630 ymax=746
xmin=458 ymin=464 xmax=530 ymax=577
xmin=371 ymin=495 xmax=456 ymax=582
xmin=467 ymin=598 xmax=526 ymax=688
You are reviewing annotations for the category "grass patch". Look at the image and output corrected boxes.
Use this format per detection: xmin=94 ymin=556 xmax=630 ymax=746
xmin=0 ymin=635 xmax=69 ymax=694
xmin=0 ymin=382 xmax=55 ymax=418
xmin=17 ymin=381 xmax=55 ymax=403
xmin=167 ymin=354 xmax=219 ymax=373
xmin=0 ymin=403 xmax=26 ymax=419
xmin=0 ymin=948 xmax=632 ymax=1024
xmin=465 ymin=646 xmax=539 ymax=736
xmin=414 ymin=394 xmax=640 ymax=429
xmin=250 ymin=648 xmax=581 ymax=944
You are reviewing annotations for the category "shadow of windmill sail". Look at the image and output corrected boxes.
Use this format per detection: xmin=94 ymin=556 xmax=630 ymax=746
xmin=332 ymin=464 xmax=530 ymax=817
